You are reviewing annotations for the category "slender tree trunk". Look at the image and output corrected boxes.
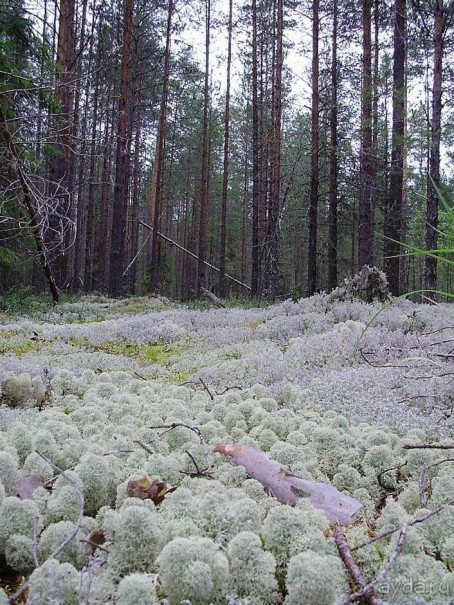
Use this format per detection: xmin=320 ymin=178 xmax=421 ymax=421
xmin=48 ymin=0 xmax=76 ymax=288
xmin=371 ymin=0 xmax=379 ymax=257
xmin=219 ymin=0 xmax=233 ymax=298
xmin=385 ymin=0 xmax=406 ymax=295
xmin=267 ymin=0 xmax=283 ymax=301
xmin=425 ymin=0 xmax=443 ymax=293
xmin=72 ymin=0 xmax=91 ymax=291
xmin=241 ymin=115 xmax=250 ymax=286
xmin=67 ymin=0 xmax=88 ymax=290
xmin=84 ymin=27 xmax=102 ymax=291
xmin=129 ymin=90 xmax=143 ymax=293
xmin=306 ymin=0 xmax=319 ymax=296
xmin=359 ymin=0 xmax=374 ymax=267
xmin=108 ymin=0 xmax=133 ymax=297
xmin=328 ymin=0 xmax=338 ymax=291
xmin=98 ymin=97 xmax=115 ymax=291
xmin=251 ymin=0 xmax=260 ymax=298
xmin=150 ymin=0 xmax=173 ymax=293
xmin=197 ymin=0 xmax=211 ymax=294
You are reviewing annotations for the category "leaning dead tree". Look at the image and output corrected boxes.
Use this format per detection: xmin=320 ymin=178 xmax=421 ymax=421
xmin=0 ymin=102 xmax=75 ymax=302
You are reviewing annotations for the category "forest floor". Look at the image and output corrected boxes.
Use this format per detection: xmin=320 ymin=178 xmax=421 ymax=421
xmin=0 ymin=293 xmax=453 ymax=604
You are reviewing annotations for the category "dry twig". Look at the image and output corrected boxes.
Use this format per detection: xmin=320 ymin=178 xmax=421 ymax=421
xmin=9 ymin=452 xmax=85 ymax=604
xmin=403 ymin=443 xmax=454 ymax=450
xmin=199 ymin=378 xmax=214 ymax=400
xmin=180 ymin=450 xmax=213 ymax=478
xmin=148 ymin=422 xmax=212 ymax=474
xmin=351 ymin=498 xmax=454 ymax=553
xmin=134 ymin=439 xmax=154 ymax=455
xmin=418 ymin=458 xmax=454 ymax=507
xmin=334 ymin=526 xmax=381 ymax=605
xmin=377 ymin=461 xmax=407 ymax=491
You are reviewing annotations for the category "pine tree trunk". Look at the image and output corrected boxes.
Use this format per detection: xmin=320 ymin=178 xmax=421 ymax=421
xmin=306 ymin=0 xmax=319 ymax=296
xmin=251 ymin=0 xmax=260 ymax=298
xmin=267 ymin=0 xmax=283 ymax=301
xmin=219 ymin=0 xmax=233 ymax=298
xmin=48 ymin=0 xmax=75 ymax=288
xmin=150 ymin=0 xmax=173 ymax=293
xmin=98 ymin=97 xmax=115 ymax=292
xmin=328 ymin=0 xmax=338 ymax=291
xmin=108 ymin=0 xmax=133 ymax=297
xmin=197 ymin=0 xmax=211 ymax=294
xmin=385 ymin=0 xmax=406 ymax=295
xmin=359 ymin=0 xmax=374 ymax=268
xmin=425 ymin=0 xmax=443 ymax=293
xmin=129 ymin=93 xmax=143 ymax=293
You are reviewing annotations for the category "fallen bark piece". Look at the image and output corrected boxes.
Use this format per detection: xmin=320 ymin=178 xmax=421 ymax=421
xmin=127 ymin=476 xmax=169 ymax=505
xmin=17 ymin=476 xmax=45 ymax=500
xmin=214 ymin=443 xmax=362 ymax=525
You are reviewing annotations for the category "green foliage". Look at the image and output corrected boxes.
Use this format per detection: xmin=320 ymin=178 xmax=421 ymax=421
xmin=0 ymin=246 xmax=20 ymax=280
xmin=73 ymin=338 xmax=181 ymax=367
xmin=0 ymin=286 xmax=54 ymax=316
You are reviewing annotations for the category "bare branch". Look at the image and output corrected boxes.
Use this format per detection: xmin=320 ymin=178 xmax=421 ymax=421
xmin=9 ymin=452 xmax=84 ymax=604
xmin=403 ymin=443 xmax=454 ymax=450
xmin=377 ymin=461 xmax=407 ymax=490
xmin=199 ymin=378 xmax=214 ymax=400
xmin=418 ymin=458 xmax=454 ymax=507
xmin=180 ymin=449 xmax=213 ymax=478
xmin=352 ymin=498 xmax=454 ymax=553
xmin=334 ymin=526 xmax=381 ymax=605
xmin=148 ymin=422 xmax=212 ymax=474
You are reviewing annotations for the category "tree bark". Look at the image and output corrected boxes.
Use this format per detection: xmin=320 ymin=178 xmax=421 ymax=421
xmin=197 ymin=0 xmax=211 ymax=294
xmin=48 ymin=0 xmax=76 ymax=288
xmin=306 ymin=0 xmax=319 ymax=296
xmin=149 ymin=0 xmax=173 ymax=293
xmin=219 ymin=0 xmax=233 ymax=298
xmin=251 ymin=0 xmax=260 ymax=298
xmin=359 ymin=0 xmax=374 ymax=268
xmin=385 ymin=0 xmax=406 ymax=296
xmin=425 ymin=0 xmax=443 ymax=293
xmin=328 ymin=0 xmax=338 ymax=292
xmin=108 ymin=0 xmax=133 ymax=297
xmin=267 ymin=0 xmax=283 ymax=301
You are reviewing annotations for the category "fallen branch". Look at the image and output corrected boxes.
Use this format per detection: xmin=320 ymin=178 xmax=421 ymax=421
xmin=403 ymin=443 xmax=454 ymax=450
xmin=200 ymin=287 xmax=226 ymax=308
xmin=149 ymin=423 xmax=211 ymax=474
xmin=418 ymin=458 xmax=454 ymax=507
xmin=337 ymin=524 xmax=408 ymax=605
xmin=377 ymin=461 xmax=407 ymax=491
xmin=180 ymin=450 xmax=213 ymax=478
xmin=199 ymin=378 xmax=214 ymax=400
xmin=334 ymin=526 xmax=381 ymax=605
xmin=139 ymin=221 xmax=251 ymax=292
xmin=351 ymin=498 xmax=454 ymax=552
xmin=360 ymin=349 xmax=429 ymax=369
xmin=214 ymin=443 xmax=362 ymax=525
xmin=134 ymin=440 xmax=155 ymax=455
xmin=215 ymin=386 xmax=242 ymax=395
xmin=9 ymin=452 xmax=84 ymax=604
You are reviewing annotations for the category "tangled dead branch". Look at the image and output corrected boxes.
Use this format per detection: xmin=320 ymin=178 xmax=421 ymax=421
xmin=8 ymin=452 xmax=84 ymax=604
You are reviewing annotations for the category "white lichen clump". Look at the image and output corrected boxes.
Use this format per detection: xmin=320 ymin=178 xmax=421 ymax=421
xmin=0 ymin=294 xmax=452 ymax=604
xmin=157 ymin=537 xmax=229 ymax=604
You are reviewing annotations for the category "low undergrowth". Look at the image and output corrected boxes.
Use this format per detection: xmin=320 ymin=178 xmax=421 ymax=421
xmin=0 ymin=293 xmax=452 ymax=604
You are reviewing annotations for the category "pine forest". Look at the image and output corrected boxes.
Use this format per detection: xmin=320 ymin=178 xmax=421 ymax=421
xmin=0 ymin=1 xmax=454 ymax=604
xmin=1 ymin=0 xmax=453 ymax=300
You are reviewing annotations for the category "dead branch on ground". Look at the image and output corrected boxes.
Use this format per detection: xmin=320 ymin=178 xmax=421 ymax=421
xmin=9 ymin=452 xmax=84 ymax=604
